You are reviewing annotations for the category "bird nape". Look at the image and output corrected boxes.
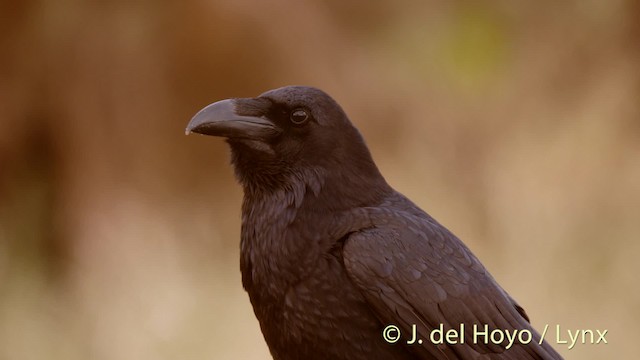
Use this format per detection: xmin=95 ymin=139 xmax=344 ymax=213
xmin=186 ymin=86 xmax=563 ymax=360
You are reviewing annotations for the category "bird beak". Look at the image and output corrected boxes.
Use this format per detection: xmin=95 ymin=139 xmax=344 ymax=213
xmin=185 ymin=99 xmax=280 ymax=140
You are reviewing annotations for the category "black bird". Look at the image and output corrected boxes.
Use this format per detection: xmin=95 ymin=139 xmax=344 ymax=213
xmin=186 ymin=86 xmax=562 ymax=360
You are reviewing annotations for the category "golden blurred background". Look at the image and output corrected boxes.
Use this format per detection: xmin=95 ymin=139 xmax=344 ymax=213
xmin=1 ymin=0 xmax=639 ymax=359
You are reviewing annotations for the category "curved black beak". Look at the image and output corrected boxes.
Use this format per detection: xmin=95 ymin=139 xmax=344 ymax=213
xmin=186 ymin=99 xmax=280 ymax=140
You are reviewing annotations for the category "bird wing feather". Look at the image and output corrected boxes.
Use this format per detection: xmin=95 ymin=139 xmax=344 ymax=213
xmin=342 ymin=209 xmax=562 ymax=359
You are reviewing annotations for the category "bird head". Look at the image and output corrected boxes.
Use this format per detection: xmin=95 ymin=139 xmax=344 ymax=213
xmin=187 ymin=86 xmax=389 ymax=203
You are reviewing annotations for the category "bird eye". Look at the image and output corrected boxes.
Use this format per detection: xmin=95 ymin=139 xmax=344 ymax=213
xmin=290 ymin=109 xmax=309 ymax=125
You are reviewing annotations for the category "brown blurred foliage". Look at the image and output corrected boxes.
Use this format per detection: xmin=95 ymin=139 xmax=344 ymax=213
xmin=1 ymin=0 xmax=639 ymax=359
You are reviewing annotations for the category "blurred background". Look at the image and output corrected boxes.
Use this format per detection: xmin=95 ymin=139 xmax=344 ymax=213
xmin=1 ymin=0 xmax=639 ymax=359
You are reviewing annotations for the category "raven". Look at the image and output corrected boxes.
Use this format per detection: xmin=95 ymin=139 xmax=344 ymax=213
xmin=186 ymin=86 xmax=563 ymax=359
